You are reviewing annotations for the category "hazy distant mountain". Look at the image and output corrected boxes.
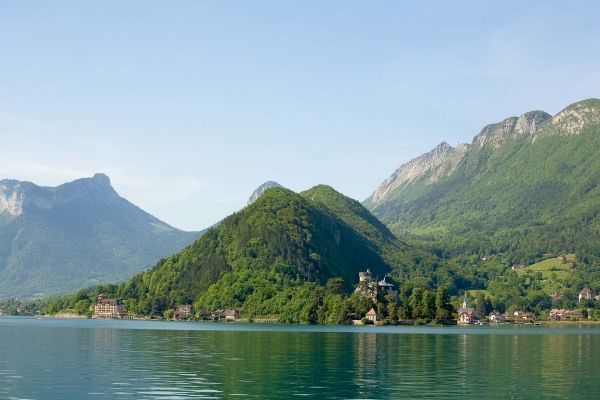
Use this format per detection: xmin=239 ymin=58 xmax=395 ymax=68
xmin=365 ymin=98 xmax=600 ymax=262
xmin=247 ymin=181 xmax=283 ymax=205
xmin=0 ymin=173 xmax=200 ymax=299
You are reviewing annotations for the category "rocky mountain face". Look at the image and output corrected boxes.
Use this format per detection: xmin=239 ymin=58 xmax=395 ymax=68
xmin=364 ymin=98 xmax=600 ymax=260
xmin=368 ymin=142 xmax=470 ymax=205
xmin=0 ymin=174 xmax=118 ymax=217
xmin=0 ymin=174 xmax=200 ymax=299
xmin=247 ymin=181 xmax=283 ymax=205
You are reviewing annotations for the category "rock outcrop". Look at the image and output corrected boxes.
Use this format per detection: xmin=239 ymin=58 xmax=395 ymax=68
xmin=247 ymin=181 xmax=283 ymax=205
xmin=370 ymin=142 xmax=469 ymax=204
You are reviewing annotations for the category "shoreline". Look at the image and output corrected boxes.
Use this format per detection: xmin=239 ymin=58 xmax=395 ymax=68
xmin=21 ymin=314 xmax=600 ymax=327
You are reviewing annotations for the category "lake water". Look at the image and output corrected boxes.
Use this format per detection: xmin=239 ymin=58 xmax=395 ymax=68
xmin=1 ymin=317 xmax=599 ymax=399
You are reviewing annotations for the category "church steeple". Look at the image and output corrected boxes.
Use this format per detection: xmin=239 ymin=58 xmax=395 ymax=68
xmin=462 ymin=293 xmax=467 ymax=309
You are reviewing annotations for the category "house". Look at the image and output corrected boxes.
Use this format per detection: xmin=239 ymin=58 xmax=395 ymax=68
xmin=173 ymin=304 xmax=192 ymax=320
xmin=457 ymin=295 xmax=477 ymax=325
xmin=223 ymin=309 xmax=239 ymax=321
xmin=511 ymin=264 xmax=526 ymax=270
xmin=365 ymin=307 xmax=378 ymax=324
xmin=513 ymin=311 xmax=535 ymax=322
xmin=579 ymin=288 xmax=594 ymax=303
xmin=488 ymin=311 xmax=505 ymax=324
xmin=92 ymin=293 xmax=129 ymax=319
xmin=210 ymin=309 xmax=239 ymax=321
xmin=550 ymin=309 xmax=582 ymax=321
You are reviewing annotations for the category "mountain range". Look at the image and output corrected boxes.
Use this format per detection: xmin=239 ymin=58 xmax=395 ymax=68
xmin=365 ymin=98 xmax=600 ymax=264
xmin=0 ymin=173 xmax=200 ymax=299
xmin=7 ymin=97 xmax=600 ymax=317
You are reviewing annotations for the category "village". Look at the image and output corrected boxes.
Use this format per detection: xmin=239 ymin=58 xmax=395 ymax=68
xmin=84 ymin=270 xmax=599 ymax=327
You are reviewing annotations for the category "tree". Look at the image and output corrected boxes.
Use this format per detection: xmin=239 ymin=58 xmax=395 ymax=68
xmin=421 ymin=290 xmax=436 ymax=320
xmin=326 ymin=278 xmax=345 ymax=296
xmin=475 ymin=292 xmax=486 ymax=318
xmin=435 ymin=287 xmax=453 ymax=322
xmin=409 ymin=288 xmax=424 ymax=319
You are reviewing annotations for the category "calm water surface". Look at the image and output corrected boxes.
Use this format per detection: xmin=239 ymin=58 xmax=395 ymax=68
xmin=1 ymin=317 xmax=600 ymax=399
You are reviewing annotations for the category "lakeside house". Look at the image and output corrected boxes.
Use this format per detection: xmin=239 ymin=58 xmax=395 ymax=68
xmin=512 ymin=311 xmax=535 ymax=322
xmin=488 ymin=311 xmax=505 ymax=324
xmin=92 ymin=293 xmax=129 ymax=319
xmin=173 ymin=304 xmax=192 ymax=320
xmin=550 ymin=309 xmax=582 ymax=321
xmin=579 ymin=288 xmax=594 ymax=303
xmin=211 ymin=309 xmax=240 ymax=321
xmin=457 ymin=295 xmax=477 ymax=325
xmin=354 ymin=269 xmax=398 ymax=302
xmin=223 ymin=309 xmax=240 ymax=321
xmin=366 ymin=307 xmax=378 ymax=324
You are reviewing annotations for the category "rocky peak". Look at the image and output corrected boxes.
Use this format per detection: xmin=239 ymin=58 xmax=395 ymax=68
xmin=92 ymin=172 xmax=111 ymax=185
xmin=514 ymin=111 xmax=551 ymax=135
xmin=370 ymin=141 xmax=468 ymax=204
xmin=0 ymin=180 xmax=27 ymax=216
xmin=472 ymin=117 xmax=518 ymax=148
xmin=247 ymin=181 xmax=283 ymax=205
xmin=0 ymin=173 xmax=119 ymax=216
xmin=473 ymin=108 xmax=553 ymax=148
xmin=550 ymin=99 xmax=600 ymax=135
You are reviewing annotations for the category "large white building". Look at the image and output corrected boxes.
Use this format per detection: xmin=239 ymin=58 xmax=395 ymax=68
xmin=92 ymin=293 xmax=129 ymax=319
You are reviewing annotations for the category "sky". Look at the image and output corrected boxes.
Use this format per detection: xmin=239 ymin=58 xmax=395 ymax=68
xmin=1 ymin=1 xmax=600 ymax=231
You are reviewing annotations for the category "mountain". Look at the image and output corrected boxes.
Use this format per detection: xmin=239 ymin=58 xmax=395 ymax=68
xmin=247 ymin=181 xmax=283 ymax=205
xmin=365 ymin=99 xmax=600 ymax=263
xmin=66 ymin=185 xmax=430 ymax=321
xmin=0 ymin=173 xmax=200 ymax=299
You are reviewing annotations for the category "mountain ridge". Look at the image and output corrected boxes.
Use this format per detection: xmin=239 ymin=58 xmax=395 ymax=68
xmin=0 ymin=173 xmax=200 ymax=299
xmin=365 ymin=98 xmax=600 ymax=264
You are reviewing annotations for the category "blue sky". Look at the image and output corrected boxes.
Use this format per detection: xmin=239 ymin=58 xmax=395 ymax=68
xmin=1 ymin=1 xmax=599 ymax=230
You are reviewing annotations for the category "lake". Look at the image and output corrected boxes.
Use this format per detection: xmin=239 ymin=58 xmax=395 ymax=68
xmin=1 ymin=317 xmax=599 ymax=399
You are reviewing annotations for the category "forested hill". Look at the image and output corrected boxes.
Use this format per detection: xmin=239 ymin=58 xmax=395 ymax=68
xmin=365 ymin=98 xmax=600 ymax=264
xmin=0 ymin=174 xmax=200 ymax=299
xmin=66 ymin=186 xmax=432 ymax=320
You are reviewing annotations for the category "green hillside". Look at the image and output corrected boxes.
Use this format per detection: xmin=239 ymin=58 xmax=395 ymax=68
xmin=367 ymin=99 xmax=600 ymax=266
xmin=46 ymin=186 xmax=439 ymax=322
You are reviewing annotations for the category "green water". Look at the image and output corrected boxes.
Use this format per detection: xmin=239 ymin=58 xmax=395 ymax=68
xmin=1 ymin=317 xmax=599 ymax=399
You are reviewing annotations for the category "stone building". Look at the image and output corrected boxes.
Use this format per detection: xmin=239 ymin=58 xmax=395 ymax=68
xmin=354 ymin=269 xmax=398 ymax=302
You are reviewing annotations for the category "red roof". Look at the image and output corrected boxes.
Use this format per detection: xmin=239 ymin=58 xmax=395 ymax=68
xmin=366 ymin=307 xmax=378 ymax=316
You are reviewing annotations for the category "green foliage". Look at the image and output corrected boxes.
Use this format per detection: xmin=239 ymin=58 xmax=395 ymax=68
xmin=366 ymin=99 xmax=600 ymax=314
xmin=47 ymin=186 xmax=435 ymax=323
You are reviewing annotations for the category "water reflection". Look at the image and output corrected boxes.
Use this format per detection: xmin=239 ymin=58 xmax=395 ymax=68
xmin=1 ymin=319 xmax=600 ymax=399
